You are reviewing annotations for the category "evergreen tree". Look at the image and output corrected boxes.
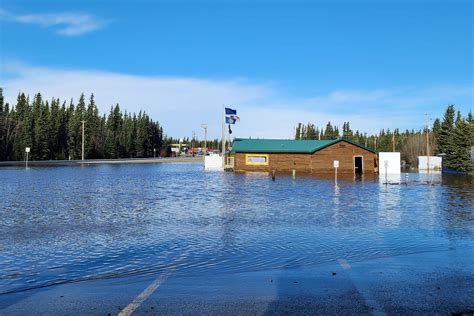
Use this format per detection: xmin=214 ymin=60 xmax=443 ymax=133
xmin=342 ymin=122 xmax=354 ymax=139
xmin=432 ymin=118 xmax=441 ymax=154
xmin=324 ymin=122 xmax=335 ymax=139
xmin=66 ymin=99 xmax=76 ymax=159
xmin=445 ymin=112 xmax=471 ymax=172
xmin=0 ymin=88 xmax=5 ymax=160
xmin=437 ymin=104 xmax=455 ymax=155
xmin=31 ymin=94 xmax=50 ymax=160
xmin=295 ymin=123 xmax=302 ymax=140
xmin=85 ymin=94 xmax=102 ymax=158
xmin=0 ymin=90 xmax=164 ymax=161
xmin=105 ymin=104 xmax=123 ymax=158
xmin=467 ymin=112 xmax=474 ymax=146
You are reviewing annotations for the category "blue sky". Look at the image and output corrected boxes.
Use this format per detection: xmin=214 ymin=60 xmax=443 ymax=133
xmin=1 ymin=0 xmax=472 ymax=138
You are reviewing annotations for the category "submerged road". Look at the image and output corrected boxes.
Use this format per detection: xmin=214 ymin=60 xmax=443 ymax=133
xmin=1 ymin=248 xmax=473 ymax=315
xmin=1 ymin=164 xmax=473 ymax=315
xmin=0 ymin=156 xmax=204 ymax=167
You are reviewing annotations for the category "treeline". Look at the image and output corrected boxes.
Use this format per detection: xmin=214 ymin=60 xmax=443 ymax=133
xmin=0 ymin=89 xmax=163 ymax=161
xmin=295 ymin=105 xmax=473 ymax=172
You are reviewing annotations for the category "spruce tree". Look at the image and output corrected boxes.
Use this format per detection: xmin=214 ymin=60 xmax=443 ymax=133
xmin=85 ymin=94 xmax=101 ymax=158
xmin=324 ymin=122 xmax=334 ymax=139
xmin=0 ymin=88 xmax=5 ymax=160
xmin=437 ymin=104 xmax=455 ymax=155
xmin=295 ymin=123 xmax=301 ymax=140
xmin=66 ymin=99 xmax=76 ymax=160
xmin=447 ymin=112 xmax=471 ymax=172
xmin=32 ymin=96 xmax=50 ymax=160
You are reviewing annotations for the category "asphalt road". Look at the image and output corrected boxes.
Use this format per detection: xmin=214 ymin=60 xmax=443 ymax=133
xmin=1 ymin=248 xmax=473 ymax=315
xmin=0 ymin=156 xmax=204 ymax=167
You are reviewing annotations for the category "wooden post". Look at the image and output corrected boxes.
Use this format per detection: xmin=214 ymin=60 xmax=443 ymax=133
xmin=201 ymin=124 xmax=208 ymax=158
xmin=333 ymin=160 xmax=339 ymax=185
xmin=272 ymin=170 xmax=276 ymax=181
xmin=25 ymin=147 xmax=30 ymax=168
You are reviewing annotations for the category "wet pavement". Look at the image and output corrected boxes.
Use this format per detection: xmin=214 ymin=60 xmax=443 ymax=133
xmin=0 ymin=164 xmax=473 ymax=315
xmin=1 ymin=249 xmax=473 ymax=315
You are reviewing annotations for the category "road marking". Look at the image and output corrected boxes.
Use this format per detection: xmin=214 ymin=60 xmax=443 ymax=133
xmin=337 ymin=258 xmax=386 ymax=316
xmin=119 ymin=250 xmax=190 ymax=316
xmin=337 ymin=258 xmax=351 ymax=270
xmin=118 ymin=269 xmax=173 ymax=316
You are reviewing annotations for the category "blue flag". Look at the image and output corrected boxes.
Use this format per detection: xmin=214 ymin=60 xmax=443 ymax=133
xmin=225 ymin=107 xmax=237 ymax=115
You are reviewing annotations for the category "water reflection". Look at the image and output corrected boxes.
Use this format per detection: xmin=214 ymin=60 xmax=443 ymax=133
xmin=0 ymin=165 xmax=472 ymax=295
xmin=378 ymin=174 xmax=402 ymax=227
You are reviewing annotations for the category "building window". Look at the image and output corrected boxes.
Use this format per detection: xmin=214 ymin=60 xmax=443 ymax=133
xmin=245 ymin=154 xmax=269 ymax=165
xmin=227 ymin=157 xmax=234 ymax=166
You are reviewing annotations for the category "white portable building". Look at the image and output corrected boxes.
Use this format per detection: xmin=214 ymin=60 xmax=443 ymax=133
xmin=418 ymin=156 xmax=442 ymax=171
xmin=379 ymin=152 xmax=401 ymax=174
xmin=204 ymin=154 xmax=224 ymax=171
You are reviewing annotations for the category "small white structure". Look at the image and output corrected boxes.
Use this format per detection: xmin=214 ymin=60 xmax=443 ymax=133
xmin=204 ymin=154 xmax=224 ymax=171
xmin=418 ymin=156 xmax=442 ymax=171
xmin=379 ymin=152 xmax=401 ymax=174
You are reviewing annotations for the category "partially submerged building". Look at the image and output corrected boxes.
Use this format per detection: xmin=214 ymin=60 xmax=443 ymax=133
xmin=379 ymin=152 xmax=401 ymax=174
xmin=418 ymin=156 xmax=442 ymax=172
xmin=226 ymin=138 xmax=378 ymax=174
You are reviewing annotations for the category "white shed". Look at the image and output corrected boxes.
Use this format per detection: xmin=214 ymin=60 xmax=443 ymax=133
xmin=418 ymin=156 xmax=442 ymax=171
xmin=379 ymin=152 xmax=401 ymax=174
xmin=204 ymin=154 xmax=224 ymax=171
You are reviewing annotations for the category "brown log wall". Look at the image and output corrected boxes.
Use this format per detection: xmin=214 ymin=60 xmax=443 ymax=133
xmin=233 ymin=141 xmax=377 ymax=174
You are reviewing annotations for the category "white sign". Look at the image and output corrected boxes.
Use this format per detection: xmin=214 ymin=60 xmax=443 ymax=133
xmin=333 ymin=160 xmax=339 ymax=168
xmin=25 ymin=147 xmax=30 ymax=153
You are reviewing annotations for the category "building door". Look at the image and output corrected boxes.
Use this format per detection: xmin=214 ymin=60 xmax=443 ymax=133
xmin=354 ymin=156 xmax=363 ymax=174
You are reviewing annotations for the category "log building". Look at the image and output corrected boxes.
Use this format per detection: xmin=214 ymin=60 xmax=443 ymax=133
xmin=226 ymin=138 xmax=378 ymax=174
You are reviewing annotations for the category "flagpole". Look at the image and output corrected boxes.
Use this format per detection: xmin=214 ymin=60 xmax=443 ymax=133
xmin=222 ymin=105 xmax=225 ymax=155
xmin=228 ymin=124 xmax=231 ymax=149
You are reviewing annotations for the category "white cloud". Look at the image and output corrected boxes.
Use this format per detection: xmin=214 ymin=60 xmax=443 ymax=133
xmin=0 ymin=9 xmax=107 ymax=36
xmin=1 ymin=62 xmax=472 ymax=139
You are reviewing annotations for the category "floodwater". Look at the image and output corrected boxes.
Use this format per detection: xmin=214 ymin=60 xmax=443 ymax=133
xmin=0 ymin=163 xmax=473 ymax=296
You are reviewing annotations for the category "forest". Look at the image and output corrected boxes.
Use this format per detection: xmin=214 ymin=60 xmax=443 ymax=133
xmin=0 ymin=89 xmax=163 ymax=161
xmin=1 ymin=88 xmax=472 ymax=172
xmin=295 ymin=105 xmax=473 ymax=172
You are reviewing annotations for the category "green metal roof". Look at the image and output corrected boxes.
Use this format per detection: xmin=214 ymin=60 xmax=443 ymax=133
xmin=229 ymin=138 xmax=376 ymax=154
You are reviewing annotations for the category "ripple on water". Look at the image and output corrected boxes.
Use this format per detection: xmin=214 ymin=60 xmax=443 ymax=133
xmin=0 ymin=164 xmax=473 ymax=294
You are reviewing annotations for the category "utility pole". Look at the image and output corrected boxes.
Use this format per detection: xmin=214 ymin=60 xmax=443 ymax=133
xmin=201 ymin=124 xmax=208 ymax=156
xmin=392 ymin=133 xmax=395 ymax=152
xmin=81 ymin=120 xmax=86 ymax=161
xmin=191 ymin=131 xmax=196 ymax=157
